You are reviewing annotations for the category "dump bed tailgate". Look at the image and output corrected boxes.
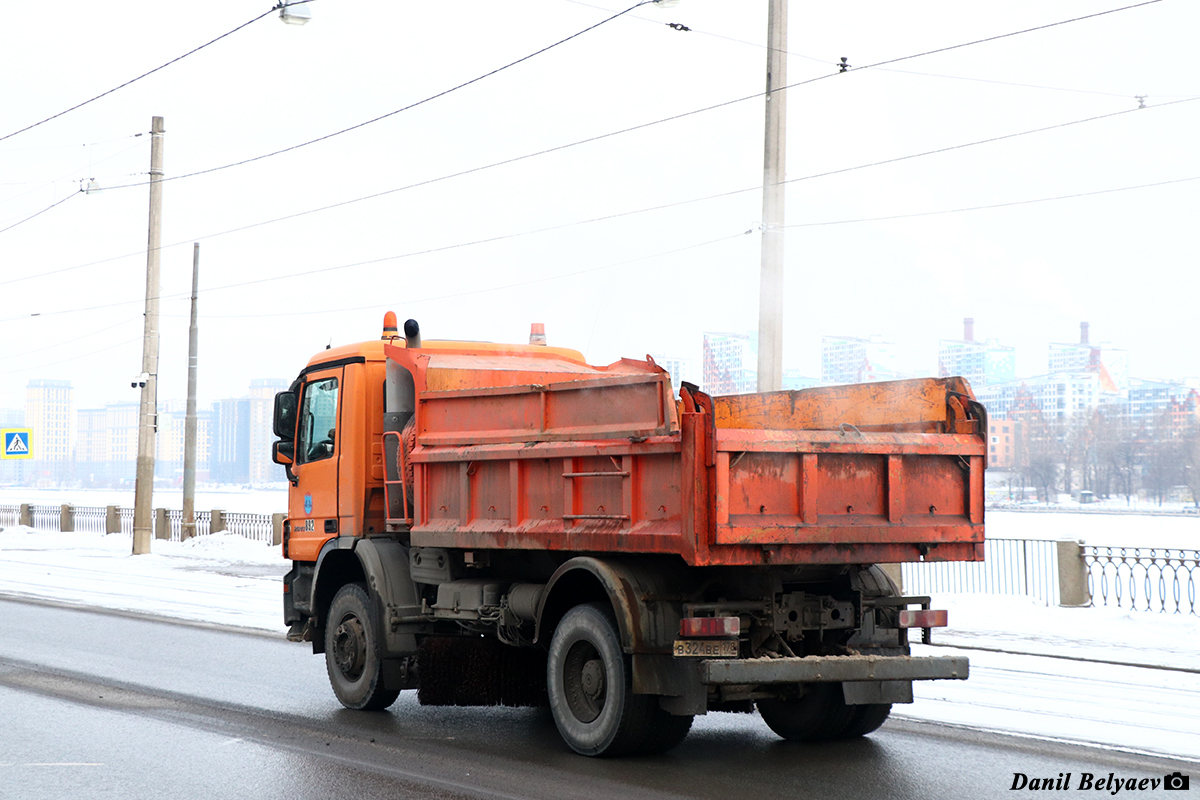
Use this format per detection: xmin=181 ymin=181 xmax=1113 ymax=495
xmin=712 ymin=426 xmax=985 ymax=556
xmin=698 ymin=377 xmax=986 ymax=565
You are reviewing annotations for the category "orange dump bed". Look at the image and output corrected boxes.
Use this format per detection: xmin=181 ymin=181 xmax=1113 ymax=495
xmin=386 ymin=346 xmax=985 ymax=568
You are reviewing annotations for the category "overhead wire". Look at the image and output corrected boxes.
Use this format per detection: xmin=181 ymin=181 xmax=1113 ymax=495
xmin=0 ymin=316 xmax=142 ymax=363
xmin=153 ymin=230 xmax=749 ymax=319
xmin=94 ymin=1 xmax=654 ymax=192
xmin=0 ymin=138 xmax=147 ymax=211
xmin=0 ymin=337 xmax=142 ymax=377
xmin=0 ymin=191 xmax=80 ymax=236
xmin=0 ymin=9 xmax=276 ymax=145
xmin=0 ymin=0 xmax=1182 ymax=300
xmin=563 ymin=0 xmax=1181 ymax=99
xmin=84 ymin=0 xmax=1166 ymax=196
xmin=5 ymin=51 xmax=1185 ymax=289
xmin=2 ymin=91 xmax=1195 ymax=321
xmin=782 ymin=175 xmax=1200 ymax=230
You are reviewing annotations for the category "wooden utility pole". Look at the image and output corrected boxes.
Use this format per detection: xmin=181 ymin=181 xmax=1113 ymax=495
xmin=182 ymin=242 xmax=200 ymax=540
xmin=757 ymin=0 xmax=787 ymax=393
xmin=132 ymin=116 xmax=165 ymax=555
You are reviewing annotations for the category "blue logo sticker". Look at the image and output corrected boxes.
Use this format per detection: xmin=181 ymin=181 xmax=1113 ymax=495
xmin=304 ymin=494 xmax=313 ymax=514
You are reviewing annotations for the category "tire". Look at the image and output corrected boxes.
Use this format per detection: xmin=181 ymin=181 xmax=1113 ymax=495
xmin=325 ymin=583 xmax=400 ymax=711
xmin=840 ymin=563 xmax=903 ymax=735
xmin=547 ymin=602 xmax=692 ymax=757
xmin=757 ymin=684 xmax=855 ymax=742
xmin=840 ymin=703 xmax=891 ymax=738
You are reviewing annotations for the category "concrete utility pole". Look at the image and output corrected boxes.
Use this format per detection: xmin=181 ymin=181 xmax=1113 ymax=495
xmin=132 ymin=116 xmax=165 ymax=555
xmin=182 ymin=242 xmax=200 ymax=540
xmin=756 ymin=0 xmax=787 ymax=393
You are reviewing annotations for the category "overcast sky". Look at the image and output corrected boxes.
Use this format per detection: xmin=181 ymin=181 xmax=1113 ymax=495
xmin=1 ymin=0 xmax=1196 ymax=411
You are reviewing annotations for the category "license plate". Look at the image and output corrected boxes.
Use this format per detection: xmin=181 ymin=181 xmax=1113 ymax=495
xmin=673 ymin=638 xmax=738 ymax=658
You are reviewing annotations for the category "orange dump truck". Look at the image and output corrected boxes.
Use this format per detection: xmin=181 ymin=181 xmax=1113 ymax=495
xmin=272 ymin=315 xmax=983 ymax=756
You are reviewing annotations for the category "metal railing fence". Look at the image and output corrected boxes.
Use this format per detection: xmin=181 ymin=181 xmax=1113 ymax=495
xmin=30 ymin=505 xmax=60 ymax=529
xmin=222 ymin=512 xmax=273 ymax=543
xmin=73 ymin=506 xmax=107 ymax=534
xmin=165 ymin=509 xmax=213 ymax=540
xmin=902 ymin=537 xmax=1060 ymax=606
xmin=1083 ymin=546 xmax=1199 ymax=616
xmin=4 ymin=504 xmax=275 ymax=545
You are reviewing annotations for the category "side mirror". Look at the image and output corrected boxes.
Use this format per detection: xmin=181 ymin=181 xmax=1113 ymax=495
xmin=273 ymin=391 xmax=297 ymax=438
xmin=272 ymin=440 xmax=295 ymax=465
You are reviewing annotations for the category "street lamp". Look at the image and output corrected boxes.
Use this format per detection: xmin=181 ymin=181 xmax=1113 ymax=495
xmin=278 ymin=0 xmax=312 ymax=25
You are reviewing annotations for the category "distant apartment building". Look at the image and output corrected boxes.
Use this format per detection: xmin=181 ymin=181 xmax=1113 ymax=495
xmin=1100 ymin=378 xmax=1200 ymax=436
xmin=25 ymin=379 xmax=74 ymax=485
xmin=212 ymin=379 xmax=287 ymax=485
xmin=938 ymin=318 xmax=1015 ymax=389
xmin=156 ymin=408 xmax=214 ymax=484
xmin=988 ymin=419 xmax=1021 ymax=469
xmin=821 ymin=335 xmax=903 ymax=385
xmin=75 ymin=402 xmax=139 ymax=486
xmin=702 ymin=332 xmax=757 ymax=395
xmin=1048 ymin=322 xmax=1128 ymax=393
xmin=782 ymin=370 xmax=820 ymax=391
xmin=650 ymin=355 xmax=692 ymax=395
xmin=976 ymin=372 xmax=1103 ymax=422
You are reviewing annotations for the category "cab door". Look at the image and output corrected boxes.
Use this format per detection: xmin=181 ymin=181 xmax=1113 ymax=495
xmin=287 ymin=367 xmax=343 ymax=561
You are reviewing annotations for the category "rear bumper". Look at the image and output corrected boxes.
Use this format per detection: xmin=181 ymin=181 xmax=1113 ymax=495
xmin=700 ymin=654 xmax=968 ymax=685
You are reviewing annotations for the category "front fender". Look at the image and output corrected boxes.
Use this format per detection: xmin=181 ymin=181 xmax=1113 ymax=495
xmin=352 ymin=537 xmax=421 ymax=658
xmin=535 ymin=556 xmax=686 ymax=654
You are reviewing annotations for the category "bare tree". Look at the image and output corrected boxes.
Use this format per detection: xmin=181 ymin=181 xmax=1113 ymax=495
xmin=1185 ymin=422 xmax=1200 ymax=508
xmin=1098 ymin=409 xmax=1141 ymax=506
xmin=1021 ymin=410 xmax=1061 ymax=503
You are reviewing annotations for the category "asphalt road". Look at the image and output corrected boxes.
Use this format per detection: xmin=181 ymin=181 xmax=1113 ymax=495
xmin=0 ymin=598 xmax=1195 ymax=800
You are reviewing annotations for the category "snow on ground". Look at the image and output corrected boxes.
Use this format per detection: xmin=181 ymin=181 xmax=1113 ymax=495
xmin=0 ymin=526 xmax=288 ymax=632
xmin=987 ymin=510 xmax=1199 ymax=550
xmin=1 ymin=521 xmax=1199 ymax=762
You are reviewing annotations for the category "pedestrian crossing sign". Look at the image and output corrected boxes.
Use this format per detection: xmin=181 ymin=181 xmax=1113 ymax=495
xmin=1 ymin=429 xmax=32 ymax=459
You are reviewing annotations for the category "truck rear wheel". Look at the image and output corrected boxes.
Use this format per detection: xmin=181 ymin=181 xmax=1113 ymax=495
xmin=840 ymin=702 xmax=891 ymax=737
xmin=547 ymin=602 xmax=692 ymax=757
xmin=325 ymin=583 xmax=400 ymax=711
xmin=756 ymin=684 xmax=855 ymax=742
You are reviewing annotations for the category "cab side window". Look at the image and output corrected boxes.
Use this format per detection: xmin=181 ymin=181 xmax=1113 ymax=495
xmin=296 ymin=377 xmax=338 ymax=464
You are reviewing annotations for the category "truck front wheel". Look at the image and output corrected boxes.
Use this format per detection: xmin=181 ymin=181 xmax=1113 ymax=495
xmin=325 ymin=583 xmax=400 ymax=711
xmin=547 ymin=603 xmax=691 ymax=757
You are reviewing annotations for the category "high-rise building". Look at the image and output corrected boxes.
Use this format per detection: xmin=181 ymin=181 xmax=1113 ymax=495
xmin=250 ymin=378 xmax=287 ymax=400
xmin=25 ymin=379 xmax=74 ymax=485
xmin=212 ymin=379 xmax=287 ymax=485
xmin=649 ymin=355 xmax=692 ymax=395
xmin=821 ymin=335 xmax=903 ymax=385
xmin=987 ymin=419 xmax=1022 ymax=469
xmin=1100 ymin=379 xmax=1200 ymax=436
xmin=938 ymin=317 xmax=1015 ymax=388
xmin=156 ymin=407 xmax=214 ymax=484
xmin=976 ymin=372 xmax=1103 ymax=423
xmin=1048 ymin=322 xmax=1128 ymax=393
xmin=75 ymin=402 xmax=139 ymax=486
xmin=782 ymin=370 xmax=820 ymax=391
xmin=702 ymin=333 xmax=757 ymax=395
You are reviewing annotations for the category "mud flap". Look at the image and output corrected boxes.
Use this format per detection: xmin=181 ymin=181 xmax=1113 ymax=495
xmin=632 ymin=653 xmax=706 ymax=715
xmin=842 ymin=680 xmax=913 ymax=705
